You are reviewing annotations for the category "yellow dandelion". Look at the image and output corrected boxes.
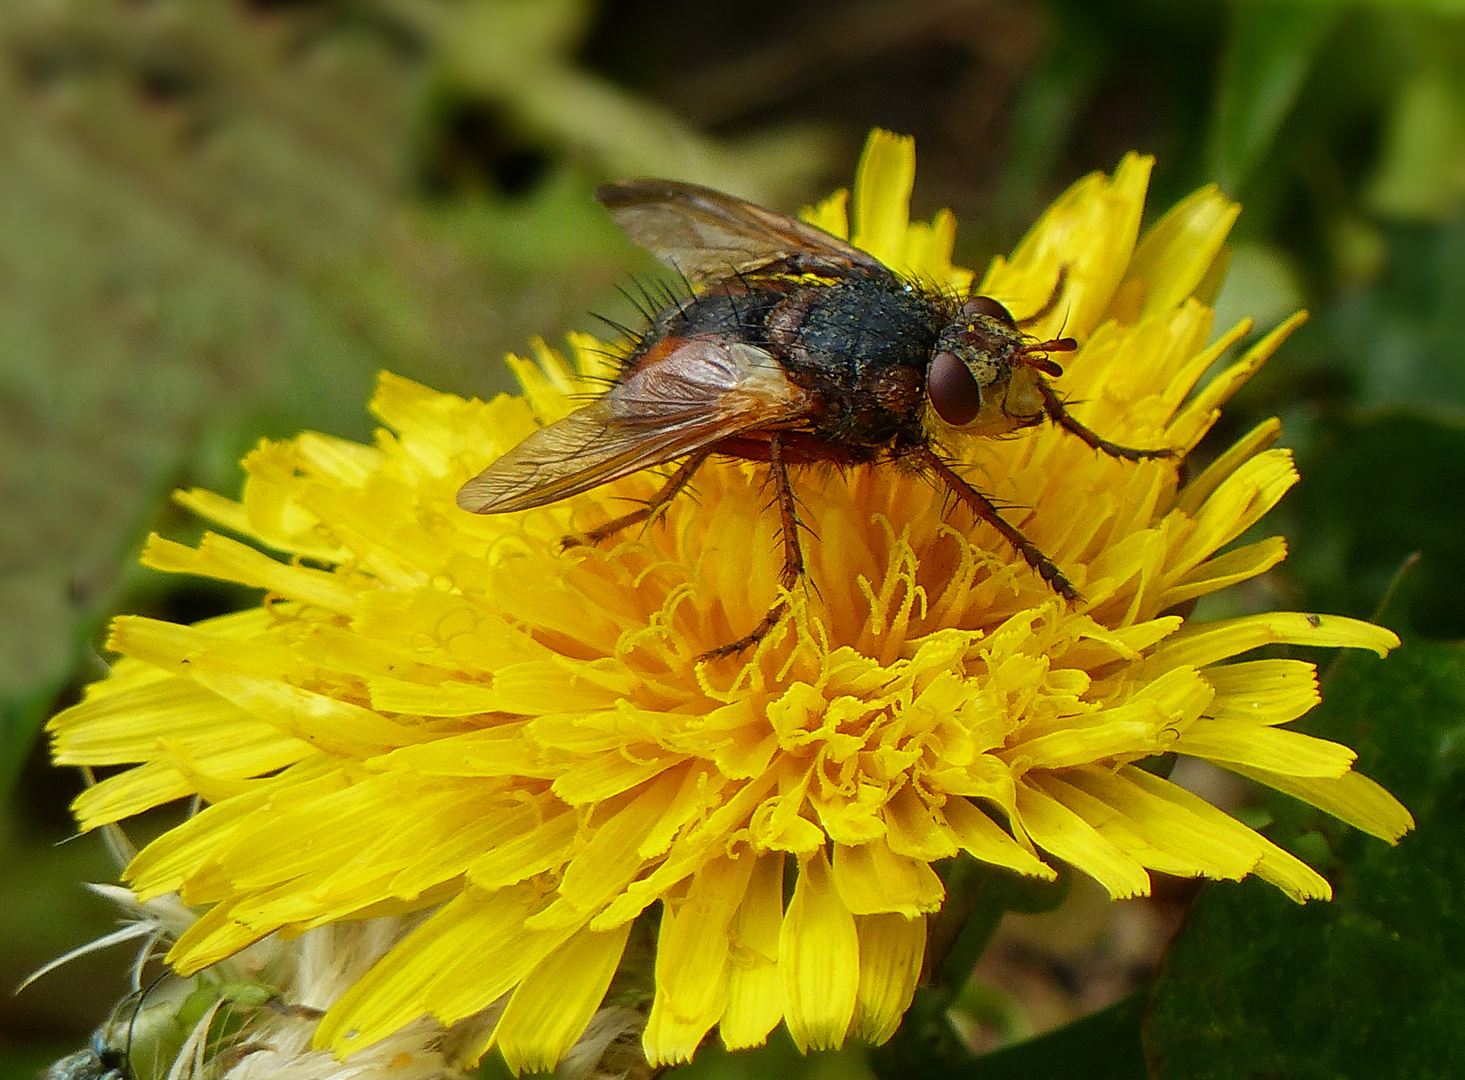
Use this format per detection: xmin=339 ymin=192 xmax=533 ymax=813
xmin=49 ymin=130 xmax=1413 ymax=1071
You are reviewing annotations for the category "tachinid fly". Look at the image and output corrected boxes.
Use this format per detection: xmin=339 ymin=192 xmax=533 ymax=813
xmin=457 ymin=179 xmax=1175 ymax=656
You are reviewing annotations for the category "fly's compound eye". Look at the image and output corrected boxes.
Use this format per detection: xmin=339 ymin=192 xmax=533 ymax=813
xmin=959 ymin=296 xmax=1014 ymax=324
xmin=929 ymin=350 xmax=983 ymax=426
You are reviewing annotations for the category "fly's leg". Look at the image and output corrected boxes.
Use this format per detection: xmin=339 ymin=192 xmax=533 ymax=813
xmin=1035 ymin=382 xmax=1177 ymax=462
xmin=911 ymin=444 xmax=1081 ymax=602
xmin=701 ymin=433 xmax=803 ymax=660
xmin=560 ymin=449 xmax=712 ymax=550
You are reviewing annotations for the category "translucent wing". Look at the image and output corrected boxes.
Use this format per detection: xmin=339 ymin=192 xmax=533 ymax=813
xmin=596 ymin=179 xmax=884 ymax=284
xmin=457 ymin=340 xmax=810 ymax=514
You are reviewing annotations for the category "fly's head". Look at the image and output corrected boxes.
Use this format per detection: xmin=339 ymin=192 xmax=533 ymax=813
xmin=927 ymin=296 xmax=1075 ymax=436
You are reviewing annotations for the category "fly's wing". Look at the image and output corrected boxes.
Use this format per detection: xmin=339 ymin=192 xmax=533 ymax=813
xmin=457 ymin=340 xmax=810 ymax=514
xmin=596 ymin=179 xmax=885 ymax=284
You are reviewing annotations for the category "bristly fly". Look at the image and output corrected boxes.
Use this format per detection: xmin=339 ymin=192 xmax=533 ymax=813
xmin=457 ymin=179 xmax=1175 ymax=657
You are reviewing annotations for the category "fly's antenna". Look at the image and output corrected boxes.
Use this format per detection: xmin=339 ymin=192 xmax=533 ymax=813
xmin=1017 ymin=336 xmax=1075 ymax=378
xmin=120 ymin=974 xmax=167 ymax=1074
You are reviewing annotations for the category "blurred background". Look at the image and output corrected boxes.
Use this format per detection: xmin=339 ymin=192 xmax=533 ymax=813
xmin=3 ymin=1 xmax=1463 ymax=1077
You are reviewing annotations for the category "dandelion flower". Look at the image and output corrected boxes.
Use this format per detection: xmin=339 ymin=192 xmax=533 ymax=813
xmin=49 ymin=130 xmax=1413 ymax=1071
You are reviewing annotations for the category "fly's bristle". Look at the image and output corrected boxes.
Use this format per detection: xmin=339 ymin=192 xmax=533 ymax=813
xmin=651 ymin=277 xmax=682 ymax=310
xmin=591 ymin=312 xmax=644 ymax=350
xmin=615 ymin=282 xmax=656 ymax=323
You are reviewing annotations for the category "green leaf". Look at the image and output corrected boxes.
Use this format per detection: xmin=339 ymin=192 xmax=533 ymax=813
xmin=870 ymin=995 xmax=1145 ymax=1080
xmin=949 ymin=994 xmax=1146 ymax=1080
xmin=1144 ymin=636 xmax=1465 ymax=1079
xmin=1323 ymin=216 xmax=1465 ymax=411
xmin=1288 ymin=413 xmax=1465 ymax=639
xmin=1366 ymin=34 xmax=1465 ymax=220
xmin=1209 ymin=2 xmax=1340 ymax=194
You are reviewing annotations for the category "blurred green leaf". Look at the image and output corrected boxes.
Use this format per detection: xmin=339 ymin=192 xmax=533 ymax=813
xmin=0 ymin=827 xmax=130 ymax=1048
xmin=993 ymin=9 xmax=1109 ymax=235
xmin=0 ymin=1045 xmax=76 ymax=1080
xmin=1367 ymin=33 xmax=1465 ymax=219
xmin=1288 ymin=415 xmax=1465 ymax=638
xmin=0 ymin=1 xmax=502 ymax=784
xmin=405 ymin=0 xmax=837 ymax=203
xmin=668 ymin=1025 xmax=869 ymax=1080
xmin=952 ymin=994 xmax=1145 ymax=1080
xmin=1145 ymin=633 xmax=1465 ymax=1079
xmin=1209 ymin=2 xmax=1340 ymax=194
xmin=1210 ymin=239 xmax=1307 ymax=336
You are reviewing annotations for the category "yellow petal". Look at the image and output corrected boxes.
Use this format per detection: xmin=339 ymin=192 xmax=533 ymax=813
xmin=1170 ymin=313 xmax=1308 ymax=443
xmin=1057 ymin=766 xmax=1265 ymax=880
xmin=1017 ymin=781 xmax=1152 ymax=899
xmin=720 ymin=852 xmax=786 ymax=1050
xmin=1227 ymin=764 xmax=1415 ymax=843
xmin=850 ymin=129 xmax=915 ymax=267
xmin=987 ymin=152 xmax=1153 ymax=340
xmin=494 ymin=922 xmax=632 ymax=1074
xmin=803 ymin=187 xmax=850 ymax=239
xmin=1150 ymin=613 xmax=1399 ymax=672
xmin=831 ymin=840 xmax=944 ymax=916
xmin=1123 ymin=184 xmax=1241 ymax=322
xmin=882 ymin=785 xmax=961 ymax=861
xmin=544 ymin=771 xmax=686 ymax=918
xmin=780 ymin=850 xmax=859 ymax=1052
xmin=851 ymin=913 xmax=926 ymax=1045
xmin=644 ymin=855 xmax=757 ymax=1064
xmin=71 ymin=761 xmax=200 ymax=827
xmin=1173 ymin=417 xmax=1282 ymax=518
xmin=1165 ymin=450 xmax=1298 ymax=579
xmin=1174 ymin=718 xmax=1356 ymax=778
xmin=1204 ymin=659 xmax=1319 ymax=725
xmin=1158 ymin=536 xmax=1288 ymax=610
xmin=318 ymin=885 xmax=579 ymax=1056
xmin=127 ymin=761 xmax=344 ymax=901
xmin=942 ymin=796 xmax=1056 ymax=880
xmin=142 ymin=533 xmax=361 ymax=614
xmin=1251 ymin=840 xmax=1332 ymax=902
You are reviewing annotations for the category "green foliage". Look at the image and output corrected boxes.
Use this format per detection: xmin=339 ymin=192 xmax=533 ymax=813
xmin=1210 ymin=3 xmax=1341 ymax=195
xmin=1290 ymin=415 xmax=1465 ymax=637
xmin=1143 ymin=633 xmax=1465 ymax=1079
xmin=947 ymin=994 xmax=1146 ymax=1080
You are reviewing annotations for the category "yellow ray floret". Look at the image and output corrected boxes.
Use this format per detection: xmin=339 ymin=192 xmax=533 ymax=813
xmin=49 ymin=128 xmax=1411 ymax=1070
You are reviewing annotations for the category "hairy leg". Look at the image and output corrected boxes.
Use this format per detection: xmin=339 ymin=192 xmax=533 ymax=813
xmin=910 ymin=444 xmax=1081 ymax=602
xmin=560 ymin=448 xmax=713 ymax=549
xmin=1036 ymin=381 xmax=1176 ymax=462
xmin=701 ymin=433 xmax=804 ymax=659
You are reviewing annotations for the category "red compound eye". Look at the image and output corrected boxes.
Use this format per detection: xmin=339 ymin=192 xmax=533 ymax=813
xmin=928 ymin=351 xmax=983 ymax=426
xmin=959 ymin=296 xmax=1014 ymax=324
